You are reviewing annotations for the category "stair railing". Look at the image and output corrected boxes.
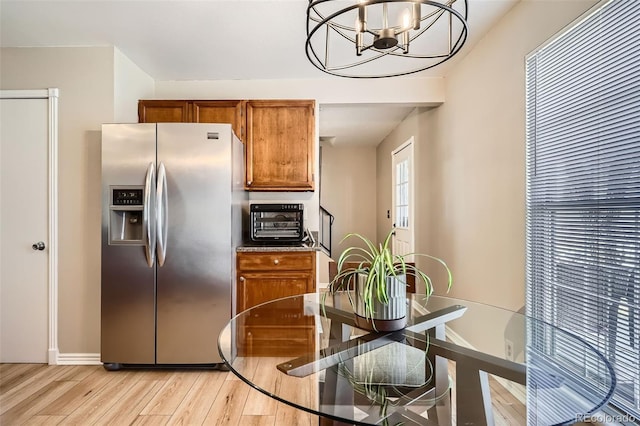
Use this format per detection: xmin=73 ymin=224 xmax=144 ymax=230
xmin=319 ymin=206 xmax=334 ymax=257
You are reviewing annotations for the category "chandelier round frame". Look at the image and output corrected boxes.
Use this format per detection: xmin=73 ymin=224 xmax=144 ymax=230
xmin=306 ymin=0 xmax=469 ymax=78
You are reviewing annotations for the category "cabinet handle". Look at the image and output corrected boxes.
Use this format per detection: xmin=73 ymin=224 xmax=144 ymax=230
xmin=239 ymin=276 xmax=246 ymax=281
xmin=273 ymin=259 xmax=279 ymax=265
xmin=247 ymin=180 xmax=252 ymax=186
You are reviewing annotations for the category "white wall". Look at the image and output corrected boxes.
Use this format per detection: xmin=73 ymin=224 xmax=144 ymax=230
xmin=376 ymin=0 xmax=598 ymax=311
xmin=114 ymin=48 xmax=155 ymax=123
xmin=0 ymin=46 xmax=154 ymax=358
xmin=376 ymin=108 xmax=444 ymax=295
xmin=320 ymin=143 xmax=377 ymax=258
xmin=155 ymin=78 xmax=444 ymax=105
xmin=1 ymin=47 xmax=113 ymax=356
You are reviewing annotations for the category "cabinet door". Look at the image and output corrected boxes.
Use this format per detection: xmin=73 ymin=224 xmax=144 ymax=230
xmin=245 ymin=100 xmax=315 ymax=191
xmin=236 ymin=293 xmax=315 ymax=357
xmin=237 ymin=271 xmax=314 ymax=313
xmin=138 ymin=100 xmax=191 ymax=123
xmin=192 ymin=100 xmax=245 ymax=141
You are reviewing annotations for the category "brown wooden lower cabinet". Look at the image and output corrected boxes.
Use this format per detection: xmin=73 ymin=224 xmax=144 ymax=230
xmin=236 ymin=298 xmax=316 ymax=357
xmin=236 ymin=250 xmax=316 ymax=356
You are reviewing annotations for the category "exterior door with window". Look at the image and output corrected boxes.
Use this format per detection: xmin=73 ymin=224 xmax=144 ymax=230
xmin=391 ymin=139 xmax=414 ymax=259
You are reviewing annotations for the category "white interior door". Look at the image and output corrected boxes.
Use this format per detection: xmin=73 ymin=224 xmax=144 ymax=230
xmin=391 ymin=138 xmax=414 ymax=259
xmin=0 ymin=94 xmax=51 ymax=363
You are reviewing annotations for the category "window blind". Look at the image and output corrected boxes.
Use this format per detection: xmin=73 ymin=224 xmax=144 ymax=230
xmin=526 ymin=0 xmax=640 ymax=419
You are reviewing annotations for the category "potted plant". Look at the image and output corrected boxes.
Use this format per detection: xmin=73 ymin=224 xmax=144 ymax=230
xmin=325 ymin=228 xmax=452 ymax=332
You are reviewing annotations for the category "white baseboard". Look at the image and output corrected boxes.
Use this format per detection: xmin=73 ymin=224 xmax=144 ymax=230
xmin=48 ymin=348 xmax=59 ymax=365
xmin=56 ymin=353 xmax=102 ymax=365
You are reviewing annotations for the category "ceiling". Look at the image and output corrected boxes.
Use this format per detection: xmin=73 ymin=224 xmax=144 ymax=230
xmin=0 ymin=0 xmax=519 ymax=146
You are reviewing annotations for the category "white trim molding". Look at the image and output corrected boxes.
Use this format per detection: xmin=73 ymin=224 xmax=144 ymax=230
xmin=47 ymin=88 xmax=59 ymax=366
xmin=0 ymin=88 xmax=59 ymax=365
xmin=56 ymin=353 xmax=102 ymax=366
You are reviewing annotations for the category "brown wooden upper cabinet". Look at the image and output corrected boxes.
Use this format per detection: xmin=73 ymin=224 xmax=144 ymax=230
xmin=138 ymin=99 xmax=245 ymax=141
xmin=245 ymin=100 xmax=315 ymax=192
xmin=192 ymin=100 xmax=245 ymax=141
xmin=138 ymin=99 xmax=316 ymax=192
xmin=138 ymin=100 xmax=192 ymax=123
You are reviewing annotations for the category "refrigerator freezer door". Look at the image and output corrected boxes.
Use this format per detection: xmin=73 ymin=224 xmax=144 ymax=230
xmin=101 ymin=123 xmax=157 ymax=364
xmin=143 ymin=163 xmax=157 ymax=267
xmin=155 ymin=123 xmax=235 ymax=364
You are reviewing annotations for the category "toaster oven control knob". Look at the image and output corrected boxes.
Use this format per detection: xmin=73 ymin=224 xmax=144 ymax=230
xmin=273 ymin=259 xmax=279 ymax=265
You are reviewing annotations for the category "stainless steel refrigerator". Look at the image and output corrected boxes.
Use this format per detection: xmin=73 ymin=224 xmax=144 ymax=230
xmin=100 ymin=123 xmax=246 ymax=369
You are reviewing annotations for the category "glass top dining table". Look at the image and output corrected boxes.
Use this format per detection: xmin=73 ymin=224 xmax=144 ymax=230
xmin=218 ymin=292 xmax=615 ymax=425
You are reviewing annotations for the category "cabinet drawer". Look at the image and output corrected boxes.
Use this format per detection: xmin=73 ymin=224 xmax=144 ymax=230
xmin=237 ymin=251 xmax=314 ymax=271
xmin=237 ymin=325 xmax=315 ymax=357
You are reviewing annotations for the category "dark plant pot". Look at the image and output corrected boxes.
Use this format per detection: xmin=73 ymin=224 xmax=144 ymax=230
xmin=354 ymin=274 xmax=407 ymax=332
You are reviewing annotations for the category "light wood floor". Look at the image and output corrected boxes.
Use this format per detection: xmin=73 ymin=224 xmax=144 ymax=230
xmin=0 ymin=362 xmax=525 ymax=425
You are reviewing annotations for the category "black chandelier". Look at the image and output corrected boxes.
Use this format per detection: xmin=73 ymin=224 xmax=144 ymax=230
xmin=306 ymin=0 xmax=469 ymax=78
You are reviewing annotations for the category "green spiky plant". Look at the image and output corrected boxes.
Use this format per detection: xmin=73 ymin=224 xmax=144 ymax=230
xmin=324 ymin=228 xmax=452 ymax=325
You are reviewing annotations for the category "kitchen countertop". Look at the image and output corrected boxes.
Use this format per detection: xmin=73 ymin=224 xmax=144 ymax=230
xmin=236 ymin=243 xmax=321 ymax=252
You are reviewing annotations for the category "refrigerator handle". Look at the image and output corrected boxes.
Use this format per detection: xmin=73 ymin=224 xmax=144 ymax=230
xmin=156 ymin=162 xmax=168 ymax=267
xmin=143 ymin=162 xmax=156 ymax=268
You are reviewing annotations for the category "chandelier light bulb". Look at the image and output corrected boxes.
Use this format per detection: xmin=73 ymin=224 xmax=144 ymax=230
xmin=382 ymin=2 xmax=389 ymax=29
xmin=412 ymin=2 xmax=421 ymax=30
xmin=356 ymin=23 xmax=364 ymax=55
xmin=402 ymin=8 xmax=411 ymax=29
xmin=358 ymin=0 xmax=367 ymax=32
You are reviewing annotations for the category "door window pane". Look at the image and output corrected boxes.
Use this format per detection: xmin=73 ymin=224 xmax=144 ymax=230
xmin=395 ymin=159 xmax=409 ymax=229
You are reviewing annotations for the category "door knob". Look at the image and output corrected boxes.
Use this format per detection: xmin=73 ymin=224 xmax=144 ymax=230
xmin=32 ymin=241 xmax=45 ymax=251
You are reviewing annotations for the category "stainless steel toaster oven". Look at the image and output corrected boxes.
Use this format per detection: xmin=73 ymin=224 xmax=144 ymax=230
xmin=250 ymin=203 xmax=304 ymax=243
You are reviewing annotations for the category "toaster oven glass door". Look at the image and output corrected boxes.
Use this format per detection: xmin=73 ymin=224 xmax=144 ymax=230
xmin=252 ymin=211 xmax=303 ymax=240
